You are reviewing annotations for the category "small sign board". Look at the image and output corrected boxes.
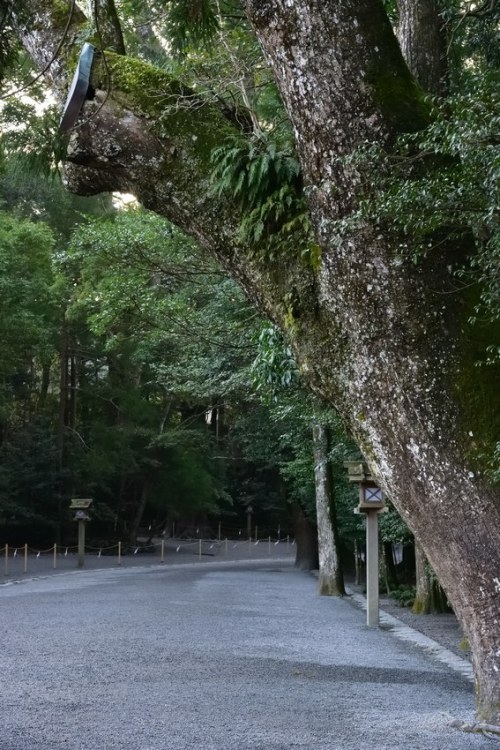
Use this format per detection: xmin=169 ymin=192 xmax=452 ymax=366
xmin=70 ymin=498 xmax=93 ymax=510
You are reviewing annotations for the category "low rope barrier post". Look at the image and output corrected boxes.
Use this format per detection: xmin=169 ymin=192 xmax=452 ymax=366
xmin=268 ymin=536 xmax=271 ymax=555
xmin=24 ymin=543 xmax=28 ymax=574
xmin=53 ymin=543 xmax=57 ymax=569
xmin=287 ymin=535 xmax=290 ymax=550
xmin=255 ymin=526 xmax=258 ymax=543
xmin=4 ymin=544 xmax=8 ymax=576
xmin=160 ymin=539 xmax=165 ymax=563
xmin=118 ymin=541 xmax=122 ymax=566
xmin=248 ymin=537 xmax=252 ymax=555
xmin=218 ymin=521 xmax=221 ymax=541
xmin=225 ymin=538 xmax=228 ymax=556
xmin=198 ymin=538 xmax=202 ymax=561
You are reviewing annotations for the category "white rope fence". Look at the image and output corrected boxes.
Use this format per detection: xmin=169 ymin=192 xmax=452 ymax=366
xmin=1 ymin=535 xmax=295 ymax=576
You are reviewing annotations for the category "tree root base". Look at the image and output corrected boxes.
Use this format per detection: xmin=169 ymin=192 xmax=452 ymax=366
xmin=450 ymin=719 xmax=500 ymax=738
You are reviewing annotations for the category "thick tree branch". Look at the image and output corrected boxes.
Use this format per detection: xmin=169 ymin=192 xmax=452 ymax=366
xmin=397 ymin=0 xmax=448 ymax=96
xmin=1 ymin=0 xmax=87 ymax=92
xmin=86 ymin=0 xmax=126 ymax=54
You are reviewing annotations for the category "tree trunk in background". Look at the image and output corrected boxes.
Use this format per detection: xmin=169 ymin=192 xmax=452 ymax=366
xmin=354 ymin=540 xmax=362 ymax=586
xmin=413 ymin=541 xmax=431 ymax=614
xmin=312 ymin=423 xmax=345 ymax=595
xmin=383 ymin=542 xmax=399 ymax=592
xmin=57 ymin=329 xmax=68 ymax=468
xmin=129 ymin=480 xmax=150 ymax=546
xmin=292 ymin=504 xmax=318 ymax=571
xmin=38 ymin=360 xmax=51 ymax=411
xmin=412 ymin=541 xmax=450 ymax=615
xmin=397 ymin=0 xmax=448 ymax=95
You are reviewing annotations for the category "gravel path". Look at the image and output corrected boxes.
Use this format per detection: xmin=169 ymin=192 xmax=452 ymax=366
xmin=0 ymin=560 xmax=492 ymax=750
xmin=378 ymin=594 xmax=469 ymax=660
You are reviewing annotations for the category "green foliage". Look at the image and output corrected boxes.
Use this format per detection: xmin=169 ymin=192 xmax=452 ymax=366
xmin=442 ymin=0 xmax=500 ymax=75
xmin=379 ymin=502 xmax=413 ymax=544
xmin=390 ymin=584 xmax=416 ymax=608
xmin=54 ymin=207 xmax=269 ymax=535
xmin=0 ymin=420 xmax=61 ymax=536
xmin=0 ymin=6 xmax=23 ymax=87
xmin=211 ymin=136 xmax=302 ymax=213
xmin=0 ymin=72 xmax=66 ymax=177
xmin=163 ymin=0 xmax=220 ymax=54
xmin=251 ymin=323 xmax=298 ymax=401
xmin=333 ymin=71 xmax=497 ymax=257
xmin=0 ymin=210 xmax=57 ymax=421
xmin=210 ymin=135 xmax=311 ymax=255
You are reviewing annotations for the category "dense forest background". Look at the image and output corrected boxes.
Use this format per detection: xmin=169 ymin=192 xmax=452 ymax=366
xmin=0 ymin=156 xmax=369 ymax=553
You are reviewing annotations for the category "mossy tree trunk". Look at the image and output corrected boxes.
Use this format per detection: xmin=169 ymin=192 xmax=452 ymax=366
xmin=292 ymin=503 xmax=318 ymax=571
xmin=8 ymin=0 xmax=500 ymax=724
xmin=412 ymin=541 xmax=450 ymax=615
xmin=312 ymin=423 xmax=345 ymax=596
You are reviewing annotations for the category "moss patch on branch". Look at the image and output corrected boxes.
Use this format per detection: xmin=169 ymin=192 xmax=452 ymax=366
xmin=92 ymin=52 xmax=238 ymax=172
xmin=367 ymin=68 xmax=430 ymax=133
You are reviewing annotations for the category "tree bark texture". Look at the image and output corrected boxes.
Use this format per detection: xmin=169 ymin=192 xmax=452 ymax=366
xmin=7 ymin=0 xmax=500 ymax=723
xmin=397 ymin=0 xmax=448 ymax=95
xmin=292 ymin=503 xmax=318 ymax=571
xmin=312 ymin=423 xmax=345 ymax=595
xmin=413 ymin=540 xmax=450 ymax=615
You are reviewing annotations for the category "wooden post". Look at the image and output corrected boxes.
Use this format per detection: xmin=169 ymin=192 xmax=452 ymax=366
xmin=24 ymin=543 xmax=28 ymax=574
xmin=249 ymin=537 xmax=252 ymax=555
xmin=4 ymin=544 xmax=8 ymax=576
xmin=268 ymin=536 xmax=271 ymax=555
xmin=218 ymin=521 xmax=221 ymax=540
xmin=366 ymin=510 xmax=380 ymax=627
xmin=225 ymin=537 xmax=228 ymax=556
xmin=53 ymin=543 xmax=57 ymax=569
xmin=160 ymin=539 xmax=165 ymax=563
xmin=198 ymin=538 xmax=202 ymax=561
xmin=255 ymin=526 xmax=258 ymax=542
xmin=354 ymin=539 xmax=361 ymax=586
xmin=118 ymin=541 xmax=122 ymax=566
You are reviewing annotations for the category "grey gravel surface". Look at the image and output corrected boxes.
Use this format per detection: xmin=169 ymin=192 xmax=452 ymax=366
xmin=0 ymin=560 xmax=491 ymax=750
xmin=378 ymin=594 xmax=469 ymax=660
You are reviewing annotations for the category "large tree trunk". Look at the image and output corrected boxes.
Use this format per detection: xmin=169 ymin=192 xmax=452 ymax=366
xmin=243 ymin=2 xmax=500 ymax=723
xmin=397 ymin=0 xmax=448 ymax=95
xmin=312 ymin=423 xmax=345 ymax=596
xmin=8 ymin=0 xmax=500 ymax=724
xmin=292 ymin=504 xmax=318 ymax=571
xmin=412 ymin=541 xmax=449 ymax=615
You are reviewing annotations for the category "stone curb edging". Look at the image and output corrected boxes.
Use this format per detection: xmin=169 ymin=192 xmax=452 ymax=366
xmin=346 ymin=587 xmax=474 ymax=683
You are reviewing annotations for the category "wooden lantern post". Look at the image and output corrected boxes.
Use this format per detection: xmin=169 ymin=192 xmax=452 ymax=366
xmin=344 ymin=462 xmax=386 ymax=627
